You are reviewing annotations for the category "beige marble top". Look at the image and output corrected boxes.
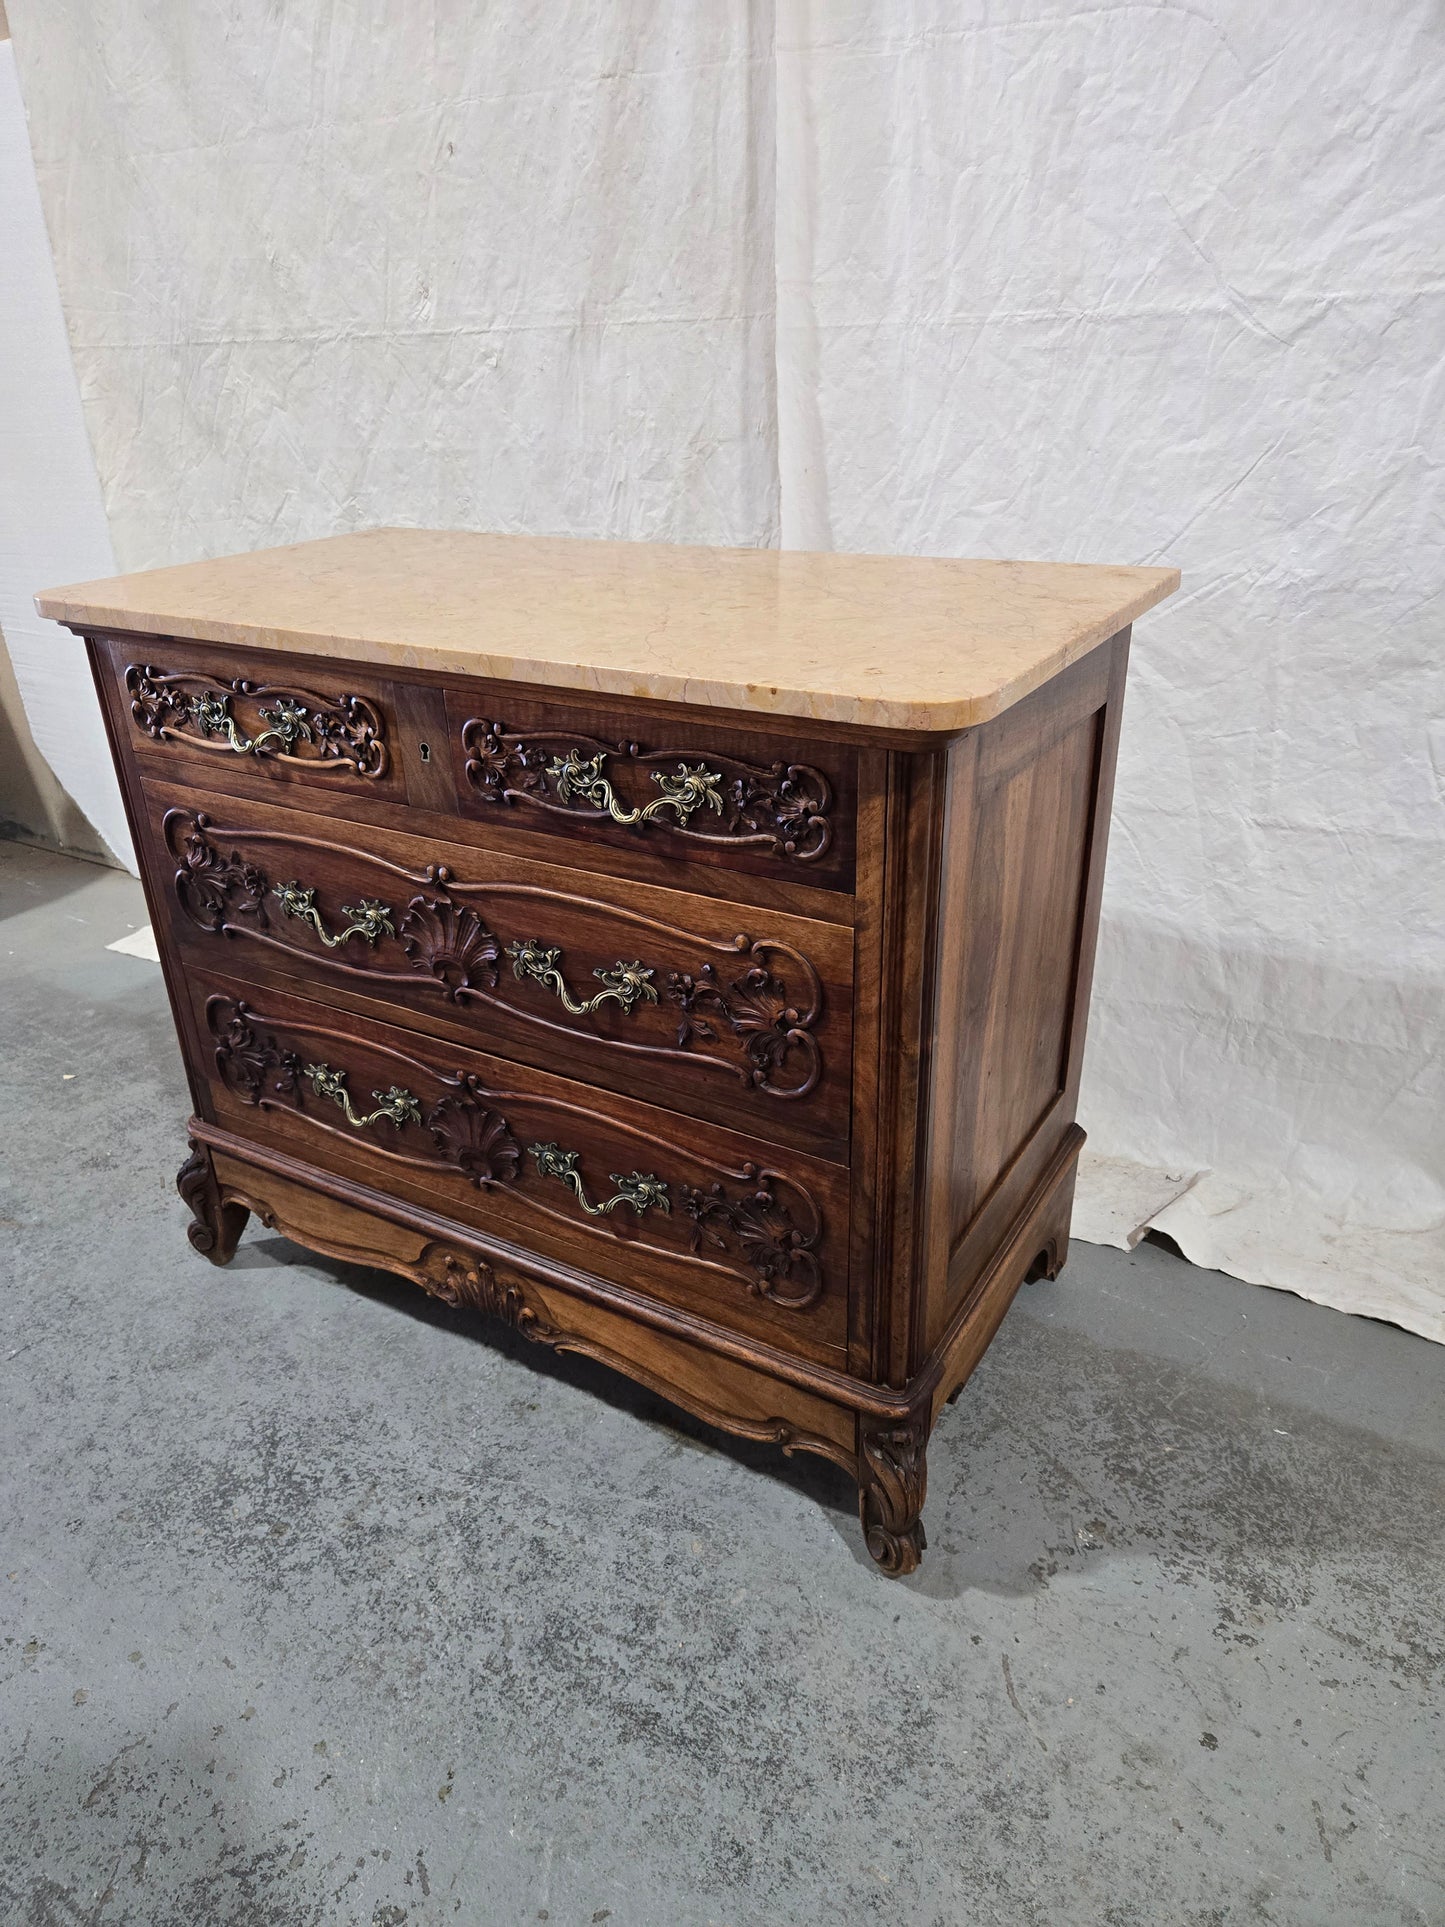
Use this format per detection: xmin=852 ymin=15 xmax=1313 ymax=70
xmin=37 ymin=528 xmax=1178 ymax=733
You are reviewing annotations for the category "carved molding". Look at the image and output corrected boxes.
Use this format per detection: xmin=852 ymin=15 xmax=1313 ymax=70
xmin=127 ymin=664 xmax=388 ymax=778
xmin=858 ymin=1417 xmax=928 ymax=1576
xmin=460 ymin=716 xmax=833 ymax=861
xmin=203 ymin=994 xmax=830 ymax=1310
xmin=167 ymin=809 xmax=824 ymax=1096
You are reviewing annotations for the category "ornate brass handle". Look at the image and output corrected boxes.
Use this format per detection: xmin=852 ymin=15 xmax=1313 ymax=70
xmin=547 ymin=749 xmax=724 ymax=829
xmin=190 ymin=692 xmax=313 ymax=756
xmin=505 ymin=938 xmax=657 ymax=1017
xmin=528 ymin=1141 xmax=670 ymax=1218
xmin=304 ymin=1062 xmax=421 ymax=1130
xmin=274 ymin=881 xmax=396 ymax=948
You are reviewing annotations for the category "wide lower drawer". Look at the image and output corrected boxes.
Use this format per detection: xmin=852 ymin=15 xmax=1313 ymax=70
xmin=185 ymin=969 xmax=851 ymax=1365
xmin=142 ymin=779 xmax=853 ymax=1161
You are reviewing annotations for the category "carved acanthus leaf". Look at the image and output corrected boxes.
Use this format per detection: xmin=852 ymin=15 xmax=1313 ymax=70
xmin=677 ymin=1168 xmax=823 ymax=1307
xmin=858 ymin=1418 xmax=928 ymax=1576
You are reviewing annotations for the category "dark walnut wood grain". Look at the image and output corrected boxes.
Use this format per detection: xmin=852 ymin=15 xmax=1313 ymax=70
xmin=89 ymin=631 xmax=857 ymax=900
xmin=184 ymin=966 xmax=851 ymax=1366
xmin=86 ymin=620 xmax=1133 ymax=1575
xmin=136 ymin=779 xmax=854 ymax=1160
xmin=452 ymin=703 xmax=847 ymax=882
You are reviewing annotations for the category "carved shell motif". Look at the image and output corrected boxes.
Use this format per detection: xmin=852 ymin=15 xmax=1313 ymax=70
xmin=425 ymin=1078 xmax=521 ymax=1187
xmin=398 ymin=896 xmax=501 ymax=997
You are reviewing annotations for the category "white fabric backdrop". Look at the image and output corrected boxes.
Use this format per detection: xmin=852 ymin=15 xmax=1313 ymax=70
xmin=10 ymin=1 xmax=1443 ymax=1338
xmin=0 ymin=42 xmax=130 ymax=866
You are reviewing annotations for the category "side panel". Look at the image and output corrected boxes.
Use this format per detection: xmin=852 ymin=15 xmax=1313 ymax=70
xmin=918 ymin=631 xmax=1130 ymax=1359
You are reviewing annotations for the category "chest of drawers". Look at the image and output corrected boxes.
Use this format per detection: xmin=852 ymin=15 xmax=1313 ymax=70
xmin=40 ymin=529 xmax=1177 ymax=1573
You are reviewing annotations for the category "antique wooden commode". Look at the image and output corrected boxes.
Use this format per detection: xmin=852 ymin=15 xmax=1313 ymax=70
xmin=39 ymin=530 xmax=1177 ymax=1573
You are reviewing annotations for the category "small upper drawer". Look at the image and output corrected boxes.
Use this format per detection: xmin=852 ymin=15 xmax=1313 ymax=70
xmin=92 ymin=633 xmax=859 ymax=896
xmin=444 ymin=688 xmax=856 ymax=892
xmin=101 ymin=635 xmax=409 ymax=806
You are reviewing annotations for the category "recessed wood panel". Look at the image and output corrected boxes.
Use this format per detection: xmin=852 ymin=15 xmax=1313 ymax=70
xmin=950 ymin=707 xmax=1101 ymax=1233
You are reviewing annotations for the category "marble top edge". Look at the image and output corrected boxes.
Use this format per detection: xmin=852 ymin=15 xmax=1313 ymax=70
xmin=35 ymin=529 xmax=1180 ymax=732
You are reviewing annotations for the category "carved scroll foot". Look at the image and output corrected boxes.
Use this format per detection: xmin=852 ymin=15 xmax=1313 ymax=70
xmin=177 ymin=1138 xmax=249 ymax=1265
xmin=858 ymin=1415 xmax=929 ymax=1576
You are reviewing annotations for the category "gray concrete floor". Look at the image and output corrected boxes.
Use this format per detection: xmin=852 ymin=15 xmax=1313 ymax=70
xmin=1 ymin=840 xmax=1442 ymax=1927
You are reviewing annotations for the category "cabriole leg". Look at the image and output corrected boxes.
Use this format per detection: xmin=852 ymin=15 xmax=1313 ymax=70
xmin=177 ymin=1137 xmax=249 ymax=1265
xmin=858 ymin=1414 xmax=929 ymax=1575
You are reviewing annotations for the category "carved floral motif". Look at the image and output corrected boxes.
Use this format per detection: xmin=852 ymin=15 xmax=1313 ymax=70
xmin=172 ymin=813 xmax=269 ymax=931
xmin=459 ymin=717 xmax=833 ymax=860
xmin=212 ymin=1003 xmax=304 ymax=1105
xmin=677 ymin=1168 xmax=823 ymax=1307
xmin=125 ymin=664 xmax=388 ymax=777
xmin=666 ymin=946 xmax=822 ymax=1098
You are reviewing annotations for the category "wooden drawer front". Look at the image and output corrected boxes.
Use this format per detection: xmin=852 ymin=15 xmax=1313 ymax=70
xmin=445 ymin=688 xmax=856 ymax=892
xmin=96 ymin=634 xmax=410 ymax=807
xmin=145 ymin=781 xmax=853 ymax=1160
xmin=186 ymin=971 xmax=849 ymax=1364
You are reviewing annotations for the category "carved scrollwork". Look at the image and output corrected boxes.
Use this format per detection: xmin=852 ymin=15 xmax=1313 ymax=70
xmin=171 ymin=811 xmax=269 ymax=932
xmin=858 ymin=1417 xmax=928 ymax=1576
xmin=125 ymin=664 xmax=388 ymax=777
xmin=665 ymin=939 xmax=822 ymax=1099
xmin=676 ymin=1166 xmax=823 ymax=1307
xmin=459 ymin=717 xmax=833 ymax=861
xmin=176 ymin=1137 xmax=248 ymax=1264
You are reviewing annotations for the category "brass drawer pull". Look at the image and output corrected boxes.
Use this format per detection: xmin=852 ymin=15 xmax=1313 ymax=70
xmin=274 ymin=880 xmax=396 ymax=948
xmin=304 ymin=1062 xmax=421 ymax=1131
xmin=528 ymin=1141 xmax=670 ymax=1219
xmin=547 ymin=749 xmax=723 ymax=829
xmin=190 ymin=692 xmax=312 ymax=756
xmin=506 ymin=938 xmax=657 ymax=1017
